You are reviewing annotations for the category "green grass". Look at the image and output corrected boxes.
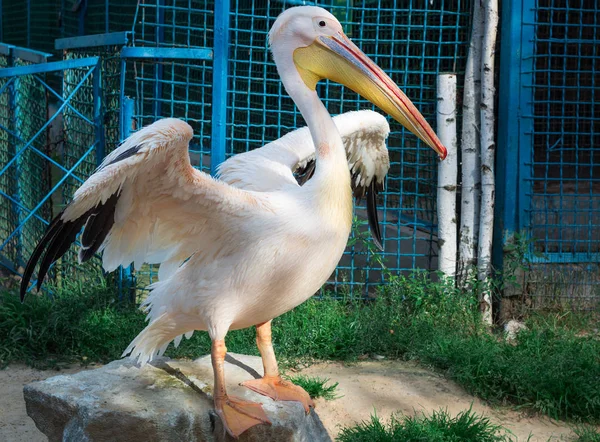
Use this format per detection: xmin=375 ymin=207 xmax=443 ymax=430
xmin=1 ymin=272 xmax=599 ymax=421
xmin=574 ymin=426 xmax=600 ymax=442
xmin=285 ymin=374 xmax=340 ymax=400
xmin=337 ymin=408 xmax=512 ymax=442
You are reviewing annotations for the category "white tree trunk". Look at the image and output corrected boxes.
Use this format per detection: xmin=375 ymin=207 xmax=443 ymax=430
xmin=459 ymin=0 xmax=484 ymax=280
xmin=437 ymin=74 xmax=458 ymax=278
xmin=477 ymin=0 xmax=499 ymax=325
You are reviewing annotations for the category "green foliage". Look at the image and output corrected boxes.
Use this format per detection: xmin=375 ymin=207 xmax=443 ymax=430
xmin=0 ymin=279 xmax=146 ymax=368
xmin=1 ymin=271 xmax=598 ymax=421
xmin=337 ymin=408 xmax=512 ymax=442
xmin=574 ymin=426 xmax=600 ymax=442
xmin=285 ymin=375 xmax=340 ymax=400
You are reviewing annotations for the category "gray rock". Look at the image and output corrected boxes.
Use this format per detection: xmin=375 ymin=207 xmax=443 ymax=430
xmin=24 ymin=354 xmax=331 ymax=442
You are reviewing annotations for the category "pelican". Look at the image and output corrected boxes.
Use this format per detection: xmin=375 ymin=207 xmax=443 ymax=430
xmin=20 ymin=6 xmax=446 ymax=437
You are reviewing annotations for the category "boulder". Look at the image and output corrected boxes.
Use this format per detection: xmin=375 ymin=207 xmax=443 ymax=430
xmin=23 ymin=354 xmax=330 ymax=442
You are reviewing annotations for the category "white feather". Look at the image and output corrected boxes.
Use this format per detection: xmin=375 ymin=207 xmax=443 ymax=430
xmin=217 ymin=110 xmax=390 ymax=193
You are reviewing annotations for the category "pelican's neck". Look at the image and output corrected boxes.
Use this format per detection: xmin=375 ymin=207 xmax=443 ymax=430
xmin=274 ymin=49 xmax=352 ymax=229
xmin=276 ymin=52 xmax=349 ymax=175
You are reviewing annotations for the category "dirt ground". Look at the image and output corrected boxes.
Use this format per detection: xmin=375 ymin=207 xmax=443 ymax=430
xmin=0 ymin=359 xmax=581 ymax=441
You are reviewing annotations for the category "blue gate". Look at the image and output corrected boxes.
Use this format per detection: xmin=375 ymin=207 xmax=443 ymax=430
xmin=497 ymin=0 xmax=599 ymax=307
xmin=0 ymin=47 xmax=103 ymax=292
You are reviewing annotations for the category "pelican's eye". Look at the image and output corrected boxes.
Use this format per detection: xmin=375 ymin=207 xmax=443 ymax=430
xmin=318 ymin=20 xmax=326 ymax=27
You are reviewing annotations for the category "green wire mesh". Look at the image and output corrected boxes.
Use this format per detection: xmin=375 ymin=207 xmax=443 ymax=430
xmin=0 ymin=0 xmax=137 ymax=55
xmin=0 ymin=1 xmax=62 ymax=54
xmin=64 ymin=45 xmax=124 ymax=155
xmin=13 ymin=57 xmax=52 ymax=272
xmin=113 ymin=0 xmax=473 ymax=297
xmin=228 ymin=0 xmax=471 ymax=295
xmin=0 ymin=54 xmax=52 ymax=274
xmin=521 ymin=0 xmax=599 ymax=308
xmin=0 ymin=52 xmax=18 ymax=269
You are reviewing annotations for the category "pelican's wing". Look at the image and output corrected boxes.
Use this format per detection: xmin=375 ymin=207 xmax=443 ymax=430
xmin=20 ymin=118 xmax=270 ymax=299
xmin=218 ymin=110 xmax=390 ymax=248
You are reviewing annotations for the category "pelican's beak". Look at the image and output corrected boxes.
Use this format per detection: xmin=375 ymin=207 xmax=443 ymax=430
xmin=294 ymin=33 xmax=447 ymax=159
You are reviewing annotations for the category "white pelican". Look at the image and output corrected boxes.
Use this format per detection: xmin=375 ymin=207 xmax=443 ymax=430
xmin=21 ymin=6 xmax=446 ymax=437
xmin=218 ymin=109 xmax=392 ymax=249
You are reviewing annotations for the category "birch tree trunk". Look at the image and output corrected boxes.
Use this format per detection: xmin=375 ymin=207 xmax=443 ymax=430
xmin=478 ymin=0 xmax=499 ymax=326
xmin=459 ymin=0 xmax=484 ymax=282
xmin=437 ymin=74 xmax=458 ymax=278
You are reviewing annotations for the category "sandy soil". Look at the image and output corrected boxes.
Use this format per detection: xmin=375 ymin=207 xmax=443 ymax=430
xmin=300 ymin=360 xmax=578 ymax=441
xmin=0 ymin=364 xmax=98 ymax=442
xmin=0 ymin=359 xmax=581 ymax=441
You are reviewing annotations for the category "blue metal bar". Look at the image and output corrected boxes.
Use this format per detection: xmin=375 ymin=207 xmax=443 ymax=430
xmin=78 ymin=0 xmax=88 ymax=36
xmin=518 ymin=2 xmax=536 ymax=254
xmin=0 ymin=190 xmax=52 ymax=226
xmin=0 ymin=121 xmax=25 ymax=144
xmin=529 ymin=253 xmax=600 ymax=264
xmin=27 ymin=144 xmax=85 ymax=184
xmin=119 ymin=96 xmax=135 ymax=302
xmin=210 ymin=0 xmax=230 ymax=175
xmin=0 ymin=67 xmax=95 ymax=177
xmin=0 ymin=56 xmax=100 ymax=78
xmin=10 ymin=59 xmax=21 ymax=264
xmin=92 ymin=61 xmax=105 ymax=166
xmin=26 ymin=0 xmax=30 ymax=47
xmin=55 ymin=31 xmax=131 ymax=50
xmin=119 ymin=47 xmax=212 ymax=60
xmin=33 ymin=75 xmax=93 ymax=125
xmin=155 ymin=0 xmax=165 ymax=117
xmin=0 ymin=76 xmax=15 ymax=97
xmin=118 ymin=58 xmax=126 ymax=138
xmin=121 ymin=97 xmax=135 ymax=140
xmin=0 ymin=142 xmax=98 ymax=253
xmin=493 ymin=0 xmax=525 ymax=269
xmin=0 ymin=43 xmax=13 ymax=56
xmin=11 ymin=47 xmax=52 ymax=64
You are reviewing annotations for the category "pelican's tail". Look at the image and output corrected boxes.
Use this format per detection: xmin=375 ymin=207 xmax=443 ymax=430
xmin=122 ymin=312 xmax=197 ymax=366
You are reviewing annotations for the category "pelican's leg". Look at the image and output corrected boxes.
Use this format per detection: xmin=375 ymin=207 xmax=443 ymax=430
xmin=241 ymin=321 xmax=315 ymax=413
xmin=211 ymin=339 xmax=271 ymax=437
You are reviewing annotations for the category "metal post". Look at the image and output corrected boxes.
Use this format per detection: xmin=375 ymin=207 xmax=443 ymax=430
xmin=105 ymin=0 xmax=109 ymax=34
xmin=78 ymin=0 xmax=88 ymax=36
xmin=26 ymin=0 xmax=30 ymax=47
xmin=154 ymin=0 xmax=165 ymax=118
xmin=7 ymin=48 xmax=23 ymax=265
xmin=493 ymin=0 xmax=534 ymax=269
xmin=92 ymin=61 xmax=104 ymax=166
xmin=210 ymin=0 xmax=230 ymax=176
xmin=120 ymin=96 xmax=136 ymax=302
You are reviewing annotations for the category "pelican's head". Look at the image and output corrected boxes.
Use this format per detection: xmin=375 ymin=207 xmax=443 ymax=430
xmin=269 ymin=6 xmax=446 ymax=159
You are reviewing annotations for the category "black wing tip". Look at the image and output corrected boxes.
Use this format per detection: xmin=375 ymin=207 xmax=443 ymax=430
xmin=19 ymin=189 xmax=119 ymax=301
xmin=366 ymin=181 xmax=384 ymax=252
xmin=295 ymin=159 xmax=316 ymax=186
xmin=19 ymin=284 xmax=28 ymax=302
xmin=19 ymin=213 xmax=66 ymax=302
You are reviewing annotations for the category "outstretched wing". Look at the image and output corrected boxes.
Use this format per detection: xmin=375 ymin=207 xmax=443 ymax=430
xmin=20 ymin=118 xmax=270 ymax=299
xmin=218 ymin=110 xmax=390 ymax=248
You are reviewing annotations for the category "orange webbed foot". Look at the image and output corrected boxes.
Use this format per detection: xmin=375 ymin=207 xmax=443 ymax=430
xmin=214 ymin=395 xmax=271 ymax=438
xmin=241 ymin=375 xmax=315 ymax=414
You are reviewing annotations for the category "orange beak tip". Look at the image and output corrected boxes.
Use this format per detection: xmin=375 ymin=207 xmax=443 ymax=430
xmin=438 ymin=145 xmax=448 ymax=160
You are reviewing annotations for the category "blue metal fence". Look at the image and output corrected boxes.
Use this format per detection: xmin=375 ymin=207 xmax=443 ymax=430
xmin=0 ymin=50 xmax=103 ymax=290
xmin=225 ymin=1 xmax=471 ymax=295
xmin=1 ymin=0 xmax=599 ymax=306
xmin=0 ymin=1 xmax=472 ymax=297
xmin=115 ymin=0 xmax=472 ymax=296
xmin=497 ymin=0 xmax=599 ymax=308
